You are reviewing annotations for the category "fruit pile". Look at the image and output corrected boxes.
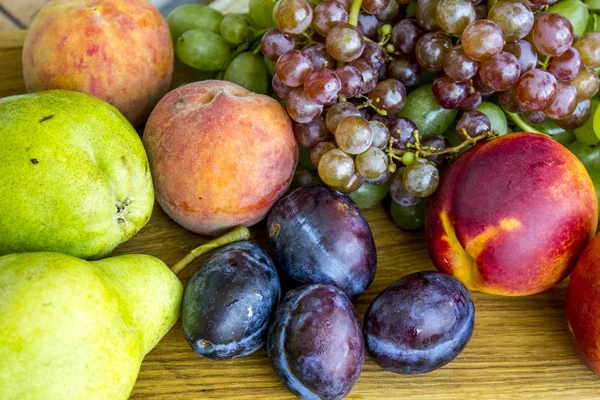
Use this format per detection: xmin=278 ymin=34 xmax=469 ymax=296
xmin=2 ymin=0 xmax=600 ymax=399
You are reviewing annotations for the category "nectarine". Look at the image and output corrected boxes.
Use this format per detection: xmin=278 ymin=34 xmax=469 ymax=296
xmin=143 ymin=80 xmax=297 ymax=236
xmin=426 ymin=133 xmax=597 ymax=296
xmin=565 ymin=233 xmax=600 ymax=374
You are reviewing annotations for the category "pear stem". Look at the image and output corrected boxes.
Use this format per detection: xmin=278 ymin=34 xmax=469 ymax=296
xmin=170 ymin=225 xmax=251 ymax=276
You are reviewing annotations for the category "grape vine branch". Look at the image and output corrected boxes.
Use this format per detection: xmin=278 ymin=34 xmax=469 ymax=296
xmin=386 ymin=130 xmax=499 ymax=172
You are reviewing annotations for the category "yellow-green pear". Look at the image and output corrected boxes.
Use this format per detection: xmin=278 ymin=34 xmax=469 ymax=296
xmin=0 ymin=90 xmax=154 ymax=260
xmin=0 ymin=252 xmax=183 ymax=400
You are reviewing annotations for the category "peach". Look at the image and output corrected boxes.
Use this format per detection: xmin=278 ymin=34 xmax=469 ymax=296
xmin=22 ymin=0 xmax=173 ymax=126
xmin=143 ymin=80 xmax=297 ymax=236
xmin=565 ymin=233 xmax=600 ymax=374
xmin=425 ymin=133 xmax=597 ymax=296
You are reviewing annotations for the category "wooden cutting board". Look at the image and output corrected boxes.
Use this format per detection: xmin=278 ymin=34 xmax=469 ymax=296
xmin=2 ymin=26 xmax=600 ymax=399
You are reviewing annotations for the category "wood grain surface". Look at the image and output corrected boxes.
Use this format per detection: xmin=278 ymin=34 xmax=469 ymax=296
xmin=1 ymin=29 xmax=600 ymax=400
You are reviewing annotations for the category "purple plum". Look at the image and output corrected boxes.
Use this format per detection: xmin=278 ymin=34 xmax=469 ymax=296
xmin=267 ymin=185 xmax=377 ymax=299
xmin=268 ymin=284 xmax=364 ymax=400
xmin=182 ymin=241 xmax=280 ymax=360
xmin=364 ymin=271 xmax=475 ymax=374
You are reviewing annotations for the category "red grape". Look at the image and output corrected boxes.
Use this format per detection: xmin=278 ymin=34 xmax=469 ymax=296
xmin=515 ymin=69 xmax=558 ymax=111
xmin=387 ymin=55 xmax=421 ymax=87
xmin=294 ymin=117 xmax=330 ymax=148
xmin=554 ymin=99 xmax=591 ymax=130
xmin=488 ymin=0 xmax=534 ymax=42
xmin=544 ymin=81 xmax=577 ymax=120
xmin=443 ymin=46 xmax=478 ymax=82
xmin=504 ymin=40 xmax=538 ymax=73
xmin=362 ymin=0 xmax=390 ymax=14
xmin=313 ymin=1 xmax=349 ymax=37
xmin=548 ymin=47 xmax=583 ymax=82
xmin=532 ymin=13 xmax=574 ymax=57
xmin=415 ymin=31 xmax=453 ymax=72
xmin=458 ymin=91 xmax=482 ymax=111
xmin=274 ymin=0 xmax=313 ymax=35
xmin=479 ymin=52 xmax=521 ymax=92
xmin=304 ymin=68 xmax=342 ymax=105
xmin=336 ymin=65 xmax=365 ymax=98
xmin=368 ymin=79 xmax=407 ymax=115
xmin=462 ymin=20 xmax=504 ymax=61
xmin=326 ymin=24 xmax=366 ymax=62
xmin=261 ymin=29 xmax=295 ymax=62
xmin=303 ymin=43 xmax=335 ymax=69
xmin=348 ymin=59 xmax=379 ymax=93
xmin=456 ymin=110 xmax=491 ymax=139
xmin=392 ymin=19 xmax=425 ymax=55
xmin=432 ymin=75 xmax=469 ymax=109
xmin=276 ymin=50 xmax=313 ymax=87
xmin=286 ymin=88 xmax=324 ymax=123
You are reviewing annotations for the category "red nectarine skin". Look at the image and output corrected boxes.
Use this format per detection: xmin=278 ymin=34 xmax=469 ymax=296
xmin=426 ymin=133 xmax=598 ymax=295
xmin=143 ymin=81 xmax=298 ymax=236
xmin=22 ymin=0 xmax=173 ymax=126
xmin=565 ymin=234 xmax=600 ymax=374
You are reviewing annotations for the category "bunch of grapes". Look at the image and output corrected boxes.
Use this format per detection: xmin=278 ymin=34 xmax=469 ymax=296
xmin=261 ymin=0 xmax=600 ymax=229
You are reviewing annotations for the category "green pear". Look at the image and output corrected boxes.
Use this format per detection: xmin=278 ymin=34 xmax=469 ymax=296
xmin=0 ymin=90 xmax=154 ymax=260
xmin=0 ymin=252 xmax=183 ymax=400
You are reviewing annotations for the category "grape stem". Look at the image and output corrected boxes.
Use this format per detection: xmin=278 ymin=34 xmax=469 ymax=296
xmin=501 ymin=106 xmax=545 ymax=135
xmin=357 ymin=95 xmax=388 ymax=115
xmin=349 ymin=0 xmax=363 ymax=26
xmin=386 ymin=130 xmax=498 ymax=165
xmin=170 ymin=226 xmax=251 ymax=276
xmin=538 ymin=56 xmax=551 ymax=71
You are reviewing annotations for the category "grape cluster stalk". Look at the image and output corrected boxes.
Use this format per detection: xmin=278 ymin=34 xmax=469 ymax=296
xmin=263 ymin=0 xmax=600 ymax=219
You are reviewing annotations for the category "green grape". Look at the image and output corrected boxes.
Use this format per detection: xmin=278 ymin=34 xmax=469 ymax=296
xmin=405 ymin=2 xmax=417 ymax=18
xmin=548 ymin=0 xmax=590 ymax=37
xmin=595 ymin=100 xmax=600 ymax=138
xmin=390 ymin=199 xmax=427 ymax=231
xmin=349 ymin=182 xmax=390 ymax=210
xmin=552 ymin=130 xmax=576 ymax=146
xmin=586 ymin=13 xmax=600 ymax=33
xmin=585 ymin=0 xmax=600 ymax=10
xmin=299 ymin=146 xmax=315 ymax=170
xmin=443 ymin=122 xmax=464 ymax=146
xmin=574 ymin=99 xmax=600 ymax=144
xmin=529 ymin=119 xmax=575 ymax=145
xmin=176 ymin=29 xmax=231 ymax=72
xmin=318 ymin=149 xmax=355 ymax=187
xmin=264 ymin=57 xmax=276 ymax=77
xmin=220 ymin=15 xmax=250 ymax=45
xmin=224 ymin=52 xmax=269 ymax=94
xmin=249 ymin=0 xmax=278 ymax=29
xmin=475 ymin=102 xmax=508 ymax=135
xmin=402 ymin=151 xmax=415 ymax=166
xmin=568 ymin=140 xmax=600 ymax=219
xmin=166 ymin=5 xmax=224 ymax=43
xmin=398 ymin=85 xmax=458 ymax=136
